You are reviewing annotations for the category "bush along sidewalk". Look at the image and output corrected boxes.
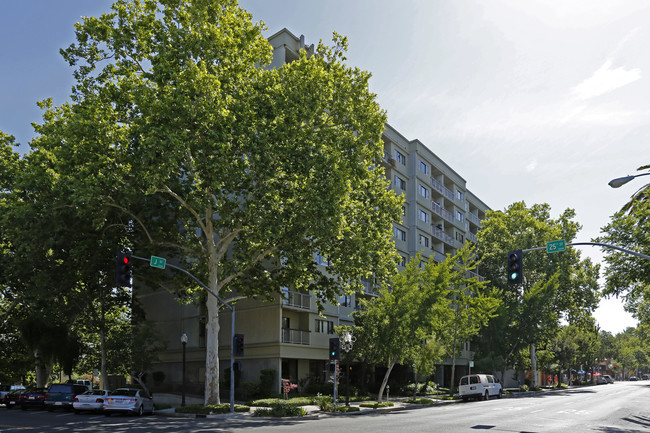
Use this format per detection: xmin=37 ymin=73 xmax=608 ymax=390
xmin=175 ymin=404 xmax=250 ymax=415
xmin=253 ymin=402 xmax=307 ymax=417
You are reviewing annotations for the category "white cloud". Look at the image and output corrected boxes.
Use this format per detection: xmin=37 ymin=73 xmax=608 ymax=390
xmin=572 ymin=59 xmax=641 ymax=100
xmin=526 ymin=159 xmax=538 ymax=172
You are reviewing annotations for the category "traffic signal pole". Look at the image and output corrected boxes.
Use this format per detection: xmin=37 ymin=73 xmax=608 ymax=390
xmin=125 ymin=254 xmax=237 ymax=413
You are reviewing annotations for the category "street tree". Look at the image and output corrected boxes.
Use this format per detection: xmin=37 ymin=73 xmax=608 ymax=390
xmin=37 ymin=0 xmax=401 ymax=404
xmin=599 ymin=181 xmax=650 ymax=328
xmin=474 ymin=202 xmax=600 ymax=386
xmin=352 ymin=254 xmax=450 ymax=402
xmin=438 ymin=244 xmax=501 ymax=395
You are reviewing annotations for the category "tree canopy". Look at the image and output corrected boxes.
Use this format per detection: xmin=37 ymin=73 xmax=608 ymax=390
xmin=29 ymin=0 xmax=401 ymax=403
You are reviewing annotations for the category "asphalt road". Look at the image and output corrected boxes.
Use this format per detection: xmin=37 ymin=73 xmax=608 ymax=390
xmin=0 ymin=381 xmax=648 ymax=432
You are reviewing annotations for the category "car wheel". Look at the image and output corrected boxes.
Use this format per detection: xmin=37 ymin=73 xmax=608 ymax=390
xmin=497 ymin=389 xmax=503 ymax=399
xmin=150 ymin=405 xmax=155 ymax=416
xmin=104 ymin=412 xmax=111 ymax=417
xmin=20 ymin=405 xmax=26 ymax=411
xmin=483 ymin=391 xmax=489 ymax=401
xmin=462 ymin=396 xmax=468 ymax=402
xmin=74 ymin=410 xmax=80 ymax=414
xmin=138 ymin=405 xmax=144 ymax=416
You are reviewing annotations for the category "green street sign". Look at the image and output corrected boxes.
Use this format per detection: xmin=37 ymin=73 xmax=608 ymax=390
xmin=546 ymin=240 xmax=566 ymax=254
xmin=150 ymin=255 xmax=166 ymax=269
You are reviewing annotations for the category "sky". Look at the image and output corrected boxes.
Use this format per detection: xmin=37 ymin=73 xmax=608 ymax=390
xmin=1 ymin=0 xmax=646 ymax=334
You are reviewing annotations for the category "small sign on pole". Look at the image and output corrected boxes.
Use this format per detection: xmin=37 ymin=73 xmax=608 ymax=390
xmin=546 ymin=240 xmax=566 ymax=254
xmin=150 ymin=255 xmax=167 ymax=269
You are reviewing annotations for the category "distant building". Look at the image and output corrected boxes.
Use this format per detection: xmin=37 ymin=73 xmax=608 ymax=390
xmin=138 ymin=28 xmax=490 ymax=398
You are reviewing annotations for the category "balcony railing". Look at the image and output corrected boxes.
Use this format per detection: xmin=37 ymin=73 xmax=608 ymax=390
xmin=431 ymin=177 xmax=455 ymax=201
xmin=431 ymin=225 xmax=456 ymax=246
xmin=282 ymin=290 xmax=311 ymax=310
xmin=467 ymin=212 xmax=481 ymax=226
xmin=431 ymin=201 xmax=453 ymax=222
xmin=467 ymin=231 xmax=477 ymax=243
xmin=282 ymin=328 xmax=311 ymax=345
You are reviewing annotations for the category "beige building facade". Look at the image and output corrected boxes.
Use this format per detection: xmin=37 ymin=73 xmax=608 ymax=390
xmin=139 ymin=29 xmax=490 ymax=397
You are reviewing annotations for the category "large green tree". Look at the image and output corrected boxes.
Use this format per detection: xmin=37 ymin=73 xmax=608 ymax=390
xmin=37 ymin=0 xmax=401 ymax=404
xmin=474 ymin=202 xmax=600 ymax=385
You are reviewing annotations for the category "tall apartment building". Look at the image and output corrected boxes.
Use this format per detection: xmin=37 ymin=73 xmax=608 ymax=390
xmin=139 ymin=29 xmax=490 ymax=397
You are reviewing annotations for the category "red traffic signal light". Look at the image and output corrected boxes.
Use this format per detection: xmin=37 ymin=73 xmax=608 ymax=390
xmin=116 ymin=252 xmax=132 ymax=287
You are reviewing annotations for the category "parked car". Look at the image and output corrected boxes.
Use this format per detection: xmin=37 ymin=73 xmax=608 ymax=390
xmin=45 ymin=383 xmax=89 ymax=411
xmin=629 ymin=376 xmax=638 ymax=381
xmin=19 ymin=388 xmax=48 ymax=410
xmin=0 ymin=384 xmax=25 ymax=401
xmin=3 ymin=389 xmax=26 ymax=408
xmin=459 ymin=374 xmax=502 ymax=401
xmin=73 ymin=389 xmax=110 ymax=414
xmin=104 ymin=388 xmax=154 ymax=416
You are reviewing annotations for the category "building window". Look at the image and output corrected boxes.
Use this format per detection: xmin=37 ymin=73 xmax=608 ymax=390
xmin=393 ymin=227 xmax=407 ymax=241
xmin=315 ymin=253 xmax=330 ymax=265
xmin=456 ymin=232 xmax=464 ymax=243
xmin=394 ymin=175 xmax=406 ymax=190
xmin=419 ymin=160 xmax=429 ymax=175
xmin=402 ymin=205 xmax=407 ymax=216
xmin=394 ymin=150 xmax=406 ymax=165
xmin=456 ymin=211 xmax=464 ymax=222
xmin=456 ymin=190 xmax=464 ymax=201
xmin=419 ymin=234 xmax=430 ymax=248
xmin=418 ymin=184 xmax=430 ymax=199
xmin=418 ymin=209 xmax=430 ymax=223
xmin=315 ymin=319 xmax=334 ymax=334
xmin=339 ymin=295 xmax=352 ymax=307
xmin=399 ymin=255 xmax=407 ymax=267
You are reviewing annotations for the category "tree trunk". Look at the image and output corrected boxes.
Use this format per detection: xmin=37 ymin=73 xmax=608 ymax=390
xmin=34 ymin=348 xmax=51 ymax=388
xmin=530 ymin=344 xmax=537 ymax=389
xmin=204 ymin=293 xmax=220 ymax=405
xmin=377 ymin=359 xmax=396 ymax=403
xmin=449 ymin=335 xmax=457 ymax=396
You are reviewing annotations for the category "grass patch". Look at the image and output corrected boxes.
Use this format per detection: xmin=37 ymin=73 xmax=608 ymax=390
xmin=431 ymin=395 xmax=458 ymax=400
xmin=175 ymin=403 xmax=250 ymax=414
xmin=359 ymin=402 xmax=394 ymax=409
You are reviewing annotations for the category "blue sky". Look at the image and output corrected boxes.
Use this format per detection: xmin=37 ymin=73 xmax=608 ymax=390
xmin=2 ymin=0 xmax=647 ymax=333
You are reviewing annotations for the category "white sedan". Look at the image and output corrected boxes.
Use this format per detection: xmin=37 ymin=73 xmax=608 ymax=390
xmin=73 ymin=389 xmax=110 ymax=413
xmin=103 ymin=388 xmax=154 ymax=416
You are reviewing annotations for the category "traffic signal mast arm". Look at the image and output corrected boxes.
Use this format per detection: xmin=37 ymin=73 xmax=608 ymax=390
xmin=521 ymin=242 xmax=650 ymax=260
xmin=121 ymin=253 xmax=237 ymax=413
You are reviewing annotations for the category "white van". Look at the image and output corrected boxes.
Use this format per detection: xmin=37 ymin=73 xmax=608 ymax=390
xmin=458 ymin=374 xmax=502 ymax=401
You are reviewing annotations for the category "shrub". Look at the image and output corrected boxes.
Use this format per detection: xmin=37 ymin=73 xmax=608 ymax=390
xmin=519 ymin=384 xmax=529 ymax=392
xmin=404 ymin=397 xmax=434 ymax=404
xmin=175 ymin=404 xmax=250 ymax=414
xmin=259 ymin=369 xmax=276 ymax=397
xmin=313 ymin=394 xmax=335 ymax=411
xmin=334 ymin=405 xmax=360 ymax=413
xmin=252 ymin=402 xmax=307 ymax=417
xmin=250 ymin=397 xmax=312 ymax=407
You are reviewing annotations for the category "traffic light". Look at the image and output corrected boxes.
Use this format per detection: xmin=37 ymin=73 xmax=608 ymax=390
xmin=233 ymin=334 xmax=244 ymax=357
xmin=329 ymin=337 xmax=340 ymax=361
xmin=116 ymin=252 xmax=132 ymax=287
xmin=507 ymin=250 xmax=523 ymax=285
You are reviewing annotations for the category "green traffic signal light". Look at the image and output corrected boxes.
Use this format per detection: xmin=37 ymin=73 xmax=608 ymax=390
xmin=507 ymin=250 xmax=523 ymax=285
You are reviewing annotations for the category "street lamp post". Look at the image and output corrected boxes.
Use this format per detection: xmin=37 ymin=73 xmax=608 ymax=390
xmin=339 ymin=330 xmax=356 ymax=406
xmin=608 ymin=172 xmax=650 ymax=188
xmin=180 ymin=333 xmax=188 ymax=407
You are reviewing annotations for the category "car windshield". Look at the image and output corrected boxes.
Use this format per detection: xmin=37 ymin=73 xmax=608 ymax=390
xmin=111 ymin=389 xmax=138 ymax=397
xmin=49 ymin=384 xmax=72 ymax=393
xmin=91 ymin=390 xmax=106 ymax=395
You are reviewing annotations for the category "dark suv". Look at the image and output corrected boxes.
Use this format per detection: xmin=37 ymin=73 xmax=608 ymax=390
xmin=44 ymin=383 xmax=88 ymax=411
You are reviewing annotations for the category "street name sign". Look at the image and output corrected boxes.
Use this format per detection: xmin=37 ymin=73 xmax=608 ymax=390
xmin=150 ymin=255 xmax=167 ymax=269
xmin=546 ymin=240 xmax=566 ymax=254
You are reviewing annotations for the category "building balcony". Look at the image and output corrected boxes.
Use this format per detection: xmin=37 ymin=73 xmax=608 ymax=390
xmin=431 ymin=201 xmax=453 ymax=223
xmin=467 ymin=231 xmax=477 ymax=243
xmin=431 ymin=177 xmax=455 ymax=201
xmin=467 ymin=212 xmax=481 ymax=226
xmin=431 ymin=225 xmax=456 ymax=246
xmin=282 ymin=290 xmax=312 ymax=310
xmin=282 ymin=328 xmax=311 ymax=345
